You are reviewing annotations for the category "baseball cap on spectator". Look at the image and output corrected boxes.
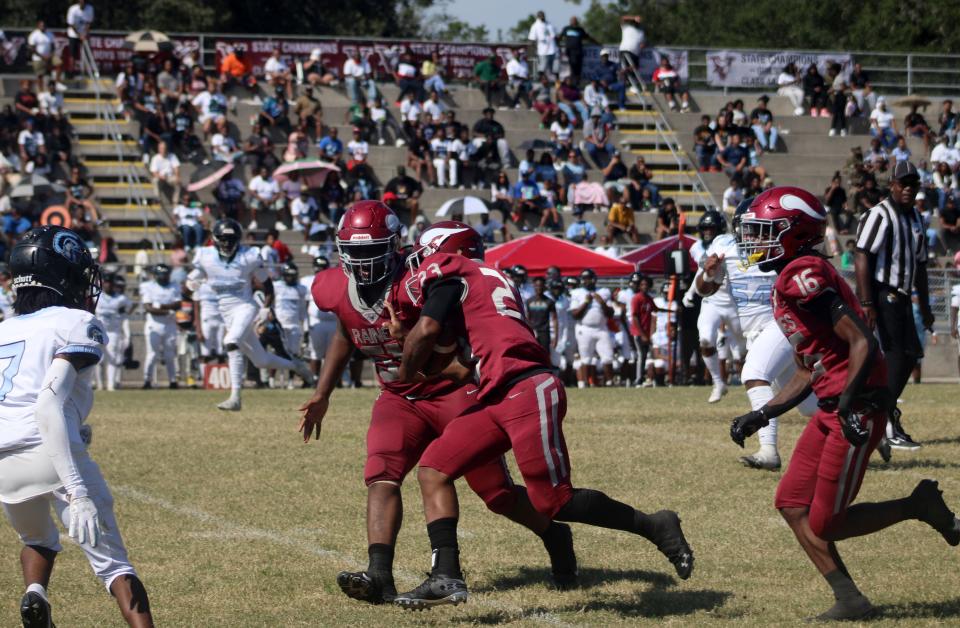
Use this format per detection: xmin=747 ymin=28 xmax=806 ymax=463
xmin=600 ymin=50 xmax=609 ymax=57
xmin=891 ymin=160 xmax=919 ymax=184
xmin=310 ymin=48 xmax=321 ymax=60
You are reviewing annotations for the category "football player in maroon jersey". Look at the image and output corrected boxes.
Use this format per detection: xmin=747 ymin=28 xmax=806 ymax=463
xmin=730 ymin=187 xmax=960 ymax=621
xmin=390 ymin=233 xmax=694 ymax=610
xmin=298 ymin=203 xmax=577 ymax=605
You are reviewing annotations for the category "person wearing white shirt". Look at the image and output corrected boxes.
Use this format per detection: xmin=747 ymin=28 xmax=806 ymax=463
xmin=930 ymin=137 xmax=960 ymax=170
xmin=139 ymin=264 xmax=181 ymax=388
xmin=618 ymin=15 xmax=645 ymax=72
xmin=422 ymin=91 xmax=445 ymax=123
xmin=400 ymin=92 xmax=422 ymax=124
xmin=343 ymin=51 xmax=376 ymax=104
xmin=347 ymin=130 xmax=369 ymax=163
xmin=148 ymin=141 xmax=180 ymax=203
xmin=28 ymin=20 xmax=60 ymax=82
xmin=173 ymin=192 xmax=205 ymax=249
xmin=37 ymin=78 xmax=63 ymax=117
xmin=291 ymin=188 xmax=318 ymax=237
xmin=722 ymin=179 xmax=744 ymax=212
xmin=263 ymin=48 xmax=292 ymax=99
xmin=528 ymin=11 xmax=558 ymax=79
xmin=776 ymin=62 xmax=805 ymax=116
xmin=273 ymin=265 xmax=309 ymax=370
xmin=870 ymin=98 xmax=898 ymax=149
xmin=430 ymin=128 xmax=458 ymax=187
xmin=66 ymin=0 xmax=93 ymax=76
xmin=569 ymin=269 xmax=615 ymax=387
xmin=18 ymin=119 xmax=45 ymax=168
xmin=247 ymin=167 xmax=281 ymax=230
xmin=506 ymin=52 xmax=532 ymax=109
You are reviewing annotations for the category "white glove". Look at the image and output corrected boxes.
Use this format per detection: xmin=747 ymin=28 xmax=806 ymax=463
xmin=682 ymin=293 xmax=695 ymax=308
xmin=79 ymin=424 xmax=93 ymax=447
xmin=68 ymin=496 xmax=101 ymax=547
xmin=258 ymin=307 xmax=272 ymax=323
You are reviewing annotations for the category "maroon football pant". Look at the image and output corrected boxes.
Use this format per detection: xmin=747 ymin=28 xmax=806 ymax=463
xmin=775 ymin=409 xmax=886 ymax=538
xmin=419 ymin=373 xmax=574 ymax=519
xmin=365 ymin=387 xmax=518 ymax=514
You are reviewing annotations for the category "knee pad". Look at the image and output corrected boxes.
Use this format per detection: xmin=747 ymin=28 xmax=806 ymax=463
xmin=481 ymin=485 xmax=519 ymax=516
xmin=363 ymin=454 xmax=408 ymax=487
xmin=224 ymin=342 xmax=239 ymax=352
xmin=808 ymin=508 xmax=845 ymax=540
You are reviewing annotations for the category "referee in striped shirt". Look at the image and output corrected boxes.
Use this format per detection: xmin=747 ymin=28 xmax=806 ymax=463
xmin=854 ymin=160 xmax=933 ymax=453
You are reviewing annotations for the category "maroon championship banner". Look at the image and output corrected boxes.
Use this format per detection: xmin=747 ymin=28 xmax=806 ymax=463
xmin=213 ymin=37 xmax=525 ymax=80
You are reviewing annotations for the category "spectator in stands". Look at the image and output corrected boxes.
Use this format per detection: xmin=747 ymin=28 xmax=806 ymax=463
xmin=384 ymin=165 xmax=422 ymax=220
xmin=559 ymin=17 xmax=596 ymax=85
xmin=317 ymin=126 xmax=343 ymax=163
xmin=891 ymin=135 xmax=912 ymax=166
xmin=904 ymin=104 xmax=933 ymax=155
xmin=395 ymin=51 xmax=423 ymax=100
xmin=557 ymin=76 xmax=589 ymax=126
xmin=472 ymin=107 xmax=512 ymax=166
xmin=582 ymin=77 xmax=609 ymax=114
xmin=213 ymin=170 xmax=245 ymax=220
xmin=931 ymin=134 xmax=960 ymax=170
xmin=422 ymin=51 xmax=447 ymax=96
xmin=474 ymin=210 xmax=507 ymax=243
xmin=802 ymin=63 xmax=828 ymax=117
xmin=506 ymin=51 xmax=532 ymax=109
xmin=65 ymin=0 xmax=93 ymax=78
xmin=601 ymin=150 xmax=627 ymax=188
xmin=937 ymin=100 xmax=957 ymax=146
xmin=652 ymin=57 xmax=689 ymax=113
xmin=749 ymin=95 xmax=778 ymax=152
xmin=722 ymin=177 xmax=743 ymax=212
xmin=490 ymin=171 xmax=513 ymax=216
xmin=291 ymin=185 xmax=318 ymax=244
xmin=869 ymin=97 xmax=898 ymax=149
xmin=423 ymin=90 xmax=446 ymax=124
xmin=172 ymin=191 xmax=205 ymax=250
xmin=561 ymin=151 xmax=587 ymax=204
xmin=849 ymin=62 xmax=870 ymax=112
xmin=853 ymin=174 xmax=881 ymax=216
xmin=776 ymin=62 xmax=804 ymax=116
xmin=628 ymin=157 xmax=659 ymax=206
xmin=210 ymin=116 xmax=238 ymax=162
xmin=149 ymin=140 xmax=180 ymax=203
xmin=258 ymin=85 xmax=291 ymax=135
xmin=319 ymin=171 xmax=346 ymax=223
xmin=65 ymin=164 xmax=95 ymax=218
xmin=824 ymin=173 xmax=851 ymax=233
xmin=549 ymin=110 xmax=575 ymax=159
xmin=248 ymin=166 xmax=284 ymax=230
xmin=826 ymin=62 xmax=848 ymax=137
xmin=343 ymin=50 xmax=376 ymax=105
xmin=370 ymin=96 xmax=403 ymax=147
xmin=217 ymin=47 xmax=254 ymax=98
xmin=17 ymin=118 xmax=44 ymax=173
xmin=264 ymin=48 xmax=293 ymax=100
xmin=606 ymin=189 xmax=639 ymax=243
xmin=730 ymin=99 xmax=747 ymax=126
xmin=528 ymin=11 xmax=558 ymax=79
xmin=934 ymin=162 xmax=958 ymax=210
xmin=472 ymin=133 xmax=505 ymax=186
xmin=618 ymin=15 xmax=645 ymax=74
xmin=192 ymin=78 xmax=227 ymax=139
xmin=430 ymin=124 xmax=460 ymax=188
xmin=655 ymin=197 xmax=679 ymax=239
xmin=406 ymin=126 xmax=434 ymax=185
xmin=581 ymin=109 xmax=614 ymax=167
xmin=303 ymin=49 xmax=337 ymax=87
xmin=717 ymin=131 xmax=747 ymax=181
xmin=170 ymin=101 xmax=199 ymax=159
xmin=474 ymin=54 xmax=503 ymax=109
xmin=14 ymin=79 xmax=39 ymax=123
xmin=294 ymin=85 xmax=323 ymax=138
xmin=595 ymin=234 xmax=620 ymax=257
xmin=594 ymin=51 xmax=626 ymax=112
xmin=693 ymin=114 xmax=717 ymax=172
xmin=531 ymin=73 xmax=559 ymax=125
xmin=241 ymin=121 xmax=277 ymax=172
xmin=28 ymin=20 xmax=61 ymax=85
xmin=938 ymin=194 xmax=960 ymax=254
xmin=565 ymin=206 xmax=596 ymax=243
xmin=399 ymin=91 xmax=422 ymax=140
xmin=155 ymin=59 xmax=182 ymax=115
xmin=864 ymin=137 xmax=889 ymax=174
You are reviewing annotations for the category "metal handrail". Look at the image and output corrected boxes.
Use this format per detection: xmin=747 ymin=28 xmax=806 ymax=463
xmin=79 ymin=40 xmax=169 ymax=254
xmin=620 ymin=55 xmax=717 ymax=212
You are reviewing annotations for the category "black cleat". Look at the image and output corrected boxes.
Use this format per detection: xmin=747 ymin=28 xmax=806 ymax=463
xmin=169 ymin=382 xmax=179 ymax=389
xmin=141 ymin=381 xmax=152 ymax=390
xmin=876 ymin=437 xmax=892 ymax=463
xmin=888 ymin=408 xmax=921 ymax=450
xmin=810 ymin=594 xmax=875 ymax=622
xmin=394 ymin=574 xmax=468 ymax=610
xmin=20 ymin=591 xmax=53 ymax=628
xmin=542 ymin=522 xmax=579 ymax=590
xmin=649 ymin=510 xmax=694 ymax=580
xmin=911 ymin=480 xmax=960 ymax=547
xmin=336 ymin=570 xmax=396 ymax=604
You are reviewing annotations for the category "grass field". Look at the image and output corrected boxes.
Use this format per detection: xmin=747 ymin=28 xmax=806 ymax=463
xmin=2 ymin=384 xmax=959 ymax=626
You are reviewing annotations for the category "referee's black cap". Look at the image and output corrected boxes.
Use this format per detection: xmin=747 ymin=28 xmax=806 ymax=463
xmin=891 ymin=160 xmax=920 ymax=184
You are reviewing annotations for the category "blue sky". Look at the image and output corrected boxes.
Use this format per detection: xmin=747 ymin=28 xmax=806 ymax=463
xmin=432 ymin=0 xmax=585 ymax=42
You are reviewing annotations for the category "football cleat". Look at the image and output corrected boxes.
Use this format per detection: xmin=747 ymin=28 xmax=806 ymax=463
xmin=707 ymin=383 xmax=727 ymax=403
xmin=876 ymin=437 xmax=892 ymax=463
xmin=910 ymin=480 xmax=960 ymax=547
xmin=542 ymin=522 xmax=579 ymax=590
xmin=217 ymin=397 xmax=241 ymax=412
xmin=394 ymin=574 xmax=468 ymax=610
xmin=292 ymin=359 xmax=317 ymax=387
xmin=336 ymin=570 xmax=397 ymax=604
xmin=888 ymin=408 xmax=922 ymax=450
xmin=813 ymin=594 xmax=875 ymax=621
xmin=739 ymin=452 xmax=781 ymax=471
xmin=648 ymin=510 xmax=694 ymax=580
xmin=20 ymin=591 xmax=53 ymax=628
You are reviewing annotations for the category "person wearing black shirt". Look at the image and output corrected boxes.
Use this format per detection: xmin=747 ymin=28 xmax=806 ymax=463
xmin=472 ymin=108 xmax=511 ymax=165
xmin=384 ymin=165 xmax=423 ymax=220
xmin=558 ymin=17 xmax=597 ymax=85
xmin=525 ymin=277 xmax=557 ymax=352
xmin=802 ymin=64 xmax=827 ymax=116
xmin=655 ymin=197 xmax=679 ymax=240
xmin=749 ymin=95 xmax=778 ymax=152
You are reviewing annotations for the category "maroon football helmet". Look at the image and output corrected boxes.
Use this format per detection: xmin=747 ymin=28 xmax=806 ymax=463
xmin=406 ymin=220 xmax=484 ymax=273
xmin=336 ymin=200 xmax=403 ymax=285
xmin=736 ymin=186 xmax=827 ymax=271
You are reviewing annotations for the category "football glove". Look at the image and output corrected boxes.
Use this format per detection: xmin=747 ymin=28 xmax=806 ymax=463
xmin=730 ymin=409 xmax=770 ymax=448
xmin=838 ymin=410 xmax=869 ymax=447
xmin=68 ymin=496 xmax=101 ymax=547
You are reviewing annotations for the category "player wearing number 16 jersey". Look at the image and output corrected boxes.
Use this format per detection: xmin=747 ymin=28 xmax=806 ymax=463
xmin=730 ymin=187 xmax=960 ymax=621
xmin=392 ymin=244 xmax=694 ymax=610
xmin=0 ymin=227 xmax=154 ymax=627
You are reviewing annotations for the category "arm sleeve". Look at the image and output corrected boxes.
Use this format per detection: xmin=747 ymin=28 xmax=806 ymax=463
xmin=35 ymin=358 xmax=87 ymax=498
xmin=421 ymin=279 xmax=464 ymax=324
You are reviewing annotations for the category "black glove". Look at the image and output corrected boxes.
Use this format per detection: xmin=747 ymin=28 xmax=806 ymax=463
xmin=730 ymin=409 xmax=770 ymax=448
xmin=838 ymin=410 xmax=869 ymax=446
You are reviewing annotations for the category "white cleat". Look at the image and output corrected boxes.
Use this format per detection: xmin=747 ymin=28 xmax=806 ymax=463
xmin=739 ymin=452 xmax=782 ymax=471
xmin=217 ymin=397 xmax=242 ymax=412
xmin=708 ymin=383 xmax=728 ymax=403
xmin=292 ymin=359 xmax=316 ymax=387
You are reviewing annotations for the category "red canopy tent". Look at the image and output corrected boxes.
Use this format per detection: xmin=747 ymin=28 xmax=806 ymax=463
xmin=619 ymin=234 xmax=698 ymax=275
xmin=485 ymin=234 xmax=634 ymax=276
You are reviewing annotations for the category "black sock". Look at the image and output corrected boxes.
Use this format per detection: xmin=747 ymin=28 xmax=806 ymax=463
xmin=825 ymin=569 xmax=862 ymax=601
xmin=367 ymin=543 xmax=394 ymax=578
xmin=555 ymin=488 xmax=651 ymax=537
xmin=426 ymin=517 xmax=461 ymax=579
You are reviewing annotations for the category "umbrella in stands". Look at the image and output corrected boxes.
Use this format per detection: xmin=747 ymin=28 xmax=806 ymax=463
xmin=619 ymin=234 xmax=697 ymax=275
xmin=893 ymin=96 xmax=932 ymax=109
xmin=435 ymin=196 xmax=489 ymax=218
xmin=10 ymin=173 xmax=65 ymax=199
xmin=124 ymin=30 xmax=174 ymax=53
xmin=485 ymin=233 xmax=634 ymax=276
xmin=187 ymin=161 xmax=235 ymax=192
xmin=273 ymin=160 xmax=339 ymax=188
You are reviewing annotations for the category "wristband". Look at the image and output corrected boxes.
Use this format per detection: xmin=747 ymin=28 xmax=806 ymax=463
xmin=701 ymin=271 xmax=714 ymax=283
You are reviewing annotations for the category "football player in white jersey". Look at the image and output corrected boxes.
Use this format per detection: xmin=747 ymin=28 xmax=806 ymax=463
xmin=301 ymin=256 xmax=338 ymax=376
xmin=273 ymin=263 xmax=309 ymax=365
xmin=95 ymin=273 xmax=132 ymax=391
xmin=548 ymin=278 xmax=576 ymax=381
xmin=194 ymin=281 xmax=225 ymax=363
xmin=139 ymin=264 xmax=181 ymax=389
xmin=187 ymin=219 xmax=314 ymax=410
xmin=951 ymin=281 xmax=960 ymax=378
xmin=569 ymin=268 xmax=615 ymax=387
xmin=646 ymin=282 xmax=677 ymax=386
xmin=686 ymin=210 xmax=744 ymax=403
xmin=698 ymin=198 xmax=818 ymax=470
xmin=0 ymin=227 xmax=154 ymax=627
